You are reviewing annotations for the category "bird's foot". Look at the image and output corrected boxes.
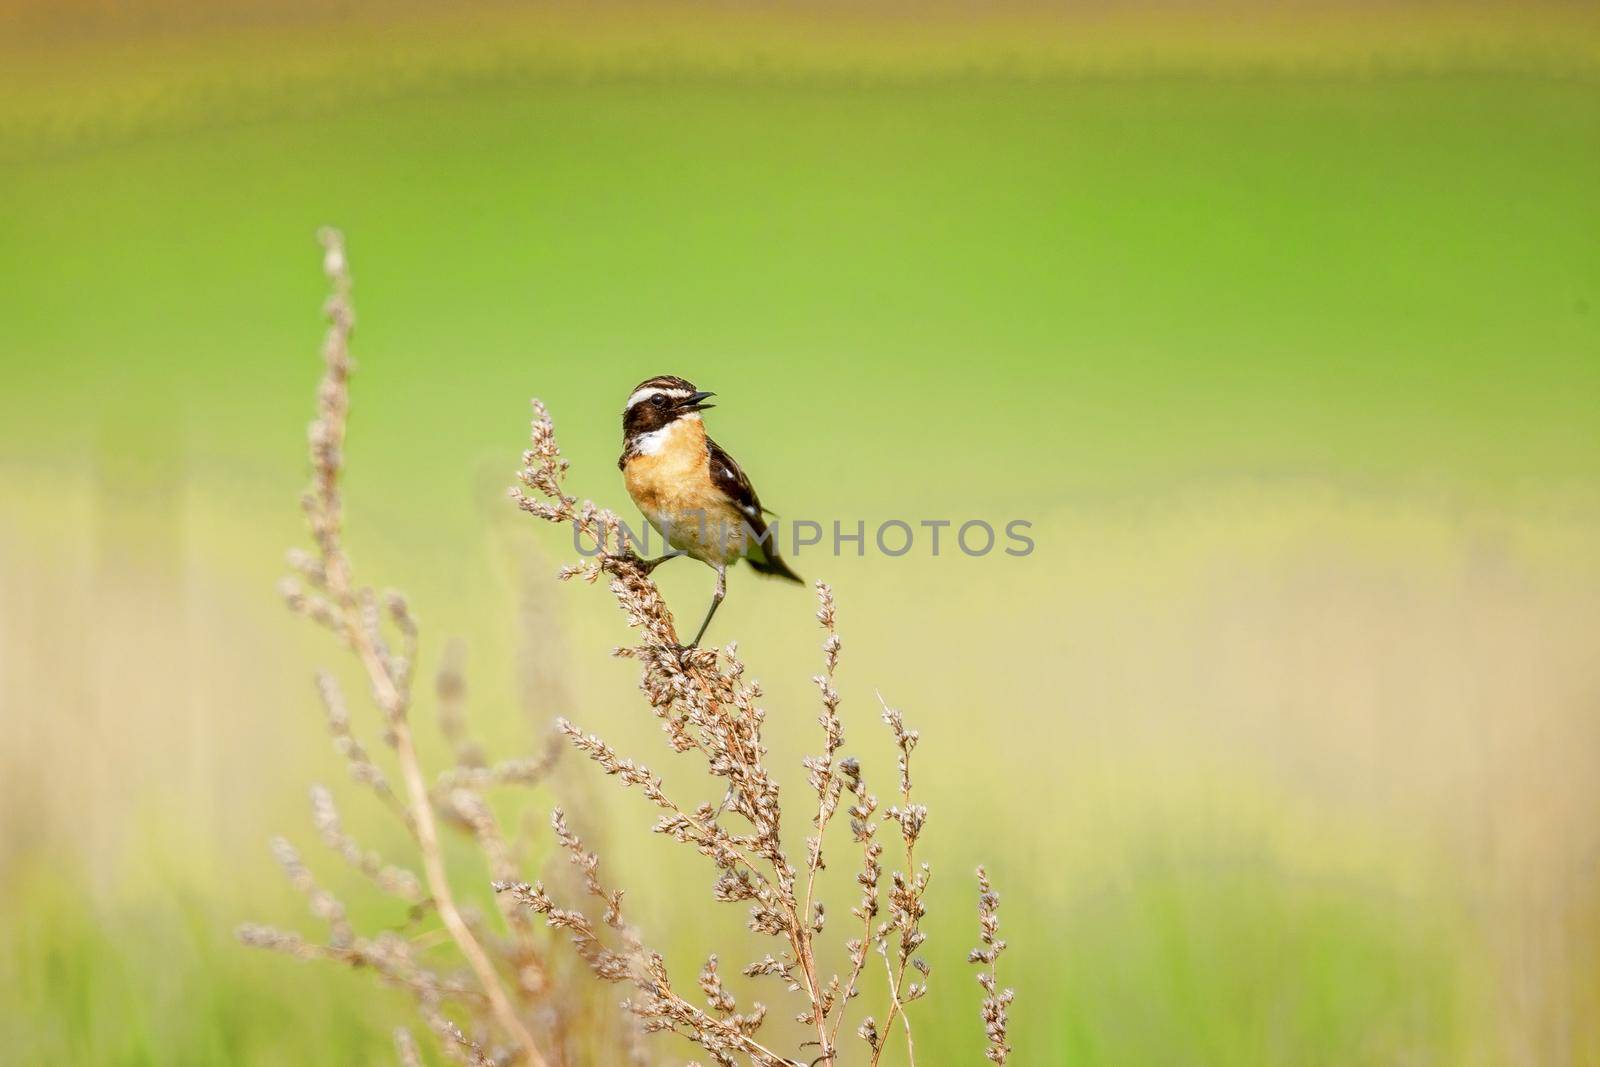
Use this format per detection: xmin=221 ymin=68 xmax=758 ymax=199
xmin=636 ymin=552 xmax=683 ymax=576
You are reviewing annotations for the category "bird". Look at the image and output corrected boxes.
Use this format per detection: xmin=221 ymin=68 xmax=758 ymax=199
xmin=618 ymin=374 xmax=802 ymax=648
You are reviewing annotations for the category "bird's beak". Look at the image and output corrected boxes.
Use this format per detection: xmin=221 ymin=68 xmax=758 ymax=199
xmin=683 ymin=390 xmax=716 ymax=412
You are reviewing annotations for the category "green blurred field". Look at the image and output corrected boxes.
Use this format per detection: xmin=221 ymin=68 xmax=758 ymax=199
xmin=2 ymin=4 xmax=1599 ymax=1065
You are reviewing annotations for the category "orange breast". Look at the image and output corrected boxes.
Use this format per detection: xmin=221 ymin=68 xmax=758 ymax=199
xmin=623 ymin=417 xmax=749 ymax=563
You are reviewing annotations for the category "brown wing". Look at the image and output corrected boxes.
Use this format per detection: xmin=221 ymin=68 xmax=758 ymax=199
xmin=707 ymin=437 xmax=801 ymax=582
xmin=707 ymin=437 xmax=764 ymax=523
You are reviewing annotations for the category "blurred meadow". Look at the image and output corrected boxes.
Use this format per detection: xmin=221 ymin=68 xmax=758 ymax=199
xmin=2 ymin=1 xmax=1599 ymax=1064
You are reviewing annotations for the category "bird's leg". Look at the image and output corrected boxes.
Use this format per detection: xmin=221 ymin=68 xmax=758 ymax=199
xmin=685 ymin=563 xmax=727 ymax=649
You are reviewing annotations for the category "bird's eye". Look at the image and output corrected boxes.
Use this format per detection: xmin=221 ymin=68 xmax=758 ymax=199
xmin=650 ymin=394 xmax=668 ymax=407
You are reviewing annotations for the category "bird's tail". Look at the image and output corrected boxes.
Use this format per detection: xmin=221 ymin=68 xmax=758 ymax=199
xmin=748 ymin=551 xmax=803 ymax=583
xmin=745 ymin=526 xmax=803 ymax=583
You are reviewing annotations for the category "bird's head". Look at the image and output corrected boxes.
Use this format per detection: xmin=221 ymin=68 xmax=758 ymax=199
xmin=622 ymin=375 xmax=716 ymax=438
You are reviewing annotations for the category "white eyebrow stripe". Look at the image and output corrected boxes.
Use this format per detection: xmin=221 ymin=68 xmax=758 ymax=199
xmin=626 ymin=386 xmax=692 ymax=410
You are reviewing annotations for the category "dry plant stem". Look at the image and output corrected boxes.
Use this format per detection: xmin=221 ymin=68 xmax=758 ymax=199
xmin=395 ymin=1028 xmax=424 ymax=1067
xmin=303 ymin=229 xmax=547 ymax=1067
xmin=558 ymin=717 xmax=826 ymax=1063
xmin=802 ymin=585 xmax=846 ymax=1064
xmin=499 ymin=814 xmax=801 ymax=1067
xmin=876 ymin=953 xmax=915 ymax=1067
xmin=510 ymin=416 xmax=835 ymax=1062
xmin=827 ymin=852 xmax=876 ymax=1059
xmin=868 ymin=696 xmax=926 ymax=1067
xmin=825 ymin=751 xmax=881 ymax=1057
xmin=969 ymin=866 xmax=1013 ymax=1066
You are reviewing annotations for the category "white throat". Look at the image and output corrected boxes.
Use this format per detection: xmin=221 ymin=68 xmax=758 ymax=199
xmin=633 ymin=414 xmax=701 ymax=456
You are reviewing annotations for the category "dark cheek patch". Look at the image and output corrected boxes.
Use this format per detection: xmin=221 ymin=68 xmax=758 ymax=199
xmin=624 ymin=405 xmax=670 ymax=437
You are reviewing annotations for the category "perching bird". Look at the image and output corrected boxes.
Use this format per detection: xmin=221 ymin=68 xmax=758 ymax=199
xmin=619 ymin=374 xmax=802 ymax=647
